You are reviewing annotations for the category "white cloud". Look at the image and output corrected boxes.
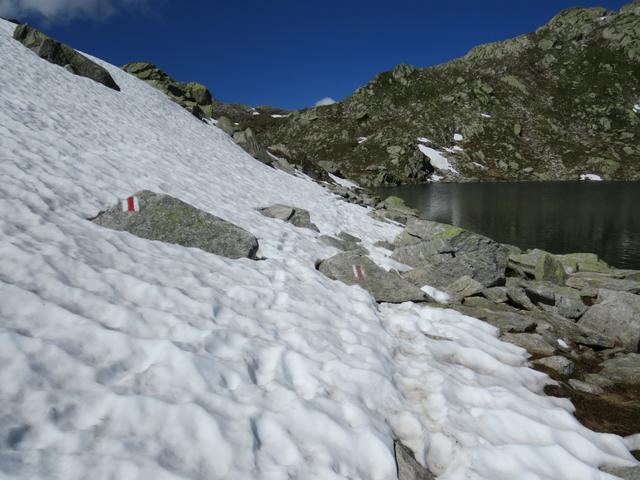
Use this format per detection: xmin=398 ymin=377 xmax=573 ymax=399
xmin=0 ymin=0 xmax=147 ymax=22
xmin=314 ymin=97 xmax=336 ymax=107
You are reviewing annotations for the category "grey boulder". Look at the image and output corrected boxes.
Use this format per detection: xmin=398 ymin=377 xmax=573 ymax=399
xmin=599 ymin=354 xmax=640 ymax=385
xmin=259 ymin=204 xmax=319 ymax=232
xmin=92 ymin=191 xmax=258 ymax=259
xmin=532 ymin=355 xmax=574 ymax=376
xmin=14 ymin=24 xmax=120 ymax=91
xmin=393 ymin=219 xmax=508 ymax=288
xmin=395 ymin=441 xmax=436 ymax=480
xmin=578 ymin=289 xmax=640 ymax=352
xmin=317 ymin=252 xmax=427 ymax=303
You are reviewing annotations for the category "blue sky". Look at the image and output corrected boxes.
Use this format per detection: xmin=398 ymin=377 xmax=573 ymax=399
xmin=1 ymin=0 xmax=630 ymax=109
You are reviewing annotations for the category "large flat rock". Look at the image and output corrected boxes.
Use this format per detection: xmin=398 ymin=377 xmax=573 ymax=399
xmin=317 ymin=252 xmax=428 ymax=303
xmin=93 ymin=190 xmax=259 ymax=259
xmin=392 ymin=219 xmax=508 ymax=288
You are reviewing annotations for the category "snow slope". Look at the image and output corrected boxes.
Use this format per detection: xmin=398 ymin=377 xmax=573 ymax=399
xmin=0 ymin=19 xmax=637 ymax=480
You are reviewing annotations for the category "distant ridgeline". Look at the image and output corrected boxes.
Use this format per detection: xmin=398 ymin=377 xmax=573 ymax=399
xmin=124 ymin=1 xmax=640 ymax=185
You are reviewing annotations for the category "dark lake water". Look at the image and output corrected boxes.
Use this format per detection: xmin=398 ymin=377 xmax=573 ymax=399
xmin=374 ymin=181 xmax=640 ymax=270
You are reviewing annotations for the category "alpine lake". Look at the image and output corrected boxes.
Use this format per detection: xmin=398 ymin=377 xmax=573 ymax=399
xmin=373 ymin=181 xmax=640 ymax=270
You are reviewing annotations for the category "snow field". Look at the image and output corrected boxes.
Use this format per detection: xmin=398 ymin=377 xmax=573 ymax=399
xmin=0 ymin=19 xmax=637 ymax=480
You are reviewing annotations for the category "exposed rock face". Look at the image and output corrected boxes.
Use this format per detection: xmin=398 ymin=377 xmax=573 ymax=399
xmin=393 ymin=219 xmax=508 ymax=288
xmin=317 ymin=252 xmax=428 ymax=303
xmin=394 ymin=441 xmax=436 ymax=480
xmin=92 ymin=191 xmax=259 ymax=259
xmin=122 ymin=62 xmax=213 ymax=118
xmin=578 ymin=289 xmax=640 ymax=352
xmin=209 ymin=1 xmax=640 ymax=185
xmin=13 ymin=24 xmax=120 ymax=91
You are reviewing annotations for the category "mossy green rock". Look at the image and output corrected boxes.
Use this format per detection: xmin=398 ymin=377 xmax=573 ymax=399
xmin=93 ymin=191 xmax=259 ymax=259
xmin=535 ymin=253 xmax=568 ymax=285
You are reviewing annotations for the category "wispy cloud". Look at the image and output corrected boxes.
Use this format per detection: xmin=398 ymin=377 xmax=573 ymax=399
xmin=0 ymin=0 xmax=149 ymax=23
xmin=314 ymin=97 xmax=336 ymax=107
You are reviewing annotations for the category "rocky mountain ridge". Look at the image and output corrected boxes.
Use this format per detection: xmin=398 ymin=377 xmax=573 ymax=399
xmin=124 ymin=1 xmax=640 ymax=186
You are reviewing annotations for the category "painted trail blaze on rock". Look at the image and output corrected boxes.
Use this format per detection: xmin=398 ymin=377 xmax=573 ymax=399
xmin=353 ymin=264 xmax=365 ymax=280
xmin=122 ymin=195 xmax=140 ymax=212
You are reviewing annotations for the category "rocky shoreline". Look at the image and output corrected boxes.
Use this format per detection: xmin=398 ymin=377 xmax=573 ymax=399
xmin=341 ymin=189 xmax=640 ymax=467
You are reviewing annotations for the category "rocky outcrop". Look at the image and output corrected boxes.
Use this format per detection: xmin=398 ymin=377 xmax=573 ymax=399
xmin=92 ymin=191 xmax=259 ymax=259
xmin=122 ymin=62 xmax=213 ymax=118
xmin=13 ymin=24 xmax=120 ymax=91
xmin=317 ymin=252 xmax=428 ymax=303
xmin=393 ymin=218 xmax=508 ymax=289
xmin=258 ymin=204 xmax=320 ymax=232
xmin=394 ymin=441 xmax=436 ymax=480
xmin=214 ymin=1 xmax=640 ymax=185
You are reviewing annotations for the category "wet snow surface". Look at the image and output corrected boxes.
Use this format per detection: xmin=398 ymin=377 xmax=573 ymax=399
xmin=0 ymin=19 xmax=636 ymax=480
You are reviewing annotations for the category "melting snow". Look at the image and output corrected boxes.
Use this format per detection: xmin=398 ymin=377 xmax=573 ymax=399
xmin=421 ymin=285 xmax=450 ymax=304
xmin=328 ymin=173 xmax=359 ymax=189
xmin=0 ymin=18 xmax=636 ymax=480
xmin=480 ymin=113 xmax=492 ymax=118
xmin=271 ymin=114 xmax=288 ymax=118
xmin=580 ymin=173 xmax=604 ymax=181
xmin=634 ymin=104 xmax=640 ymax=113
xmin=418 ymin=144 xmax=459 ymax=174
xmin=417 ymin=137 xmax=432 ymax=143
xmin=444 ymin=146 xmax=464 ymax=153
xmin=357 ymin=136 xmax=368 ymax=144
xmin=453 ymin=133 xmax=464 ymax=142
xmin=473 ymin=162 xmax=488 ymax=169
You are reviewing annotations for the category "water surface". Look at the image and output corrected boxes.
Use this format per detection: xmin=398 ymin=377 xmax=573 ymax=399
xmin=374 ymin=182 xmax=640 ymax=270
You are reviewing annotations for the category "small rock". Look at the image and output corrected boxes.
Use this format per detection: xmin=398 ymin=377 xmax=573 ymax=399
xmin=506 ymin=287 xmax=537 ymax=310
xmin=600 ymin=354 xmax=640 ymax=385
xmin=501 ymin=333 xmax=556 ymax=356
xmin=533 ymin=355 xmax=574 ymax=376
xmin=481 ymin=286 xmax=509 ymax=304
xmin=216 ymin=116 xmax=236 ymax=136
xmin=259 ymin=204 xmax=319 ymax=232
xmin=319 ymin=235 xmax=368 ymax=254
xmin=568 ymin=379 xmax=604 ymax=395
xmin=395 ymin=441 xmax=436 ymax=480
xmin=446 ymin=275 xmax=485 ymax=302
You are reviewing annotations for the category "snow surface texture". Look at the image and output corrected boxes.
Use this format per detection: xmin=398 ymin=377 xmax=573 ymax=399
xmin=0 ymin=19 xmax=636 ymax=480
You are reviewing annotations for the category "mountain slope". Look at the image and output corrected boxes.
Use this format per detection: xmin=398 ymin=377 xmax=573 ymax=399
xmin=238 ymin=2 xmax=640 ymax=185
xmin=0 ymin=18 xmax=637 ymax=480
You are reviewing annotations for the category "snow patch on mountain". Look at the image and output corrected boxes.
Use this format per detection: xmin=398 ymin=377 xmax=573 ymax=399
xmin=0 ymin=18 xmax=636 ymax=480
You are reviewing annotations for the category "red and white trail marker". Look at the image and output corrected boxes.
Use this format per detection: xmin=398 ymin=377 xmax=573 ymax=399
xmin=353 ymin=264 xmax=365 ymax=281
xmin=122 ymin=195 xmax=140 ymax=212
